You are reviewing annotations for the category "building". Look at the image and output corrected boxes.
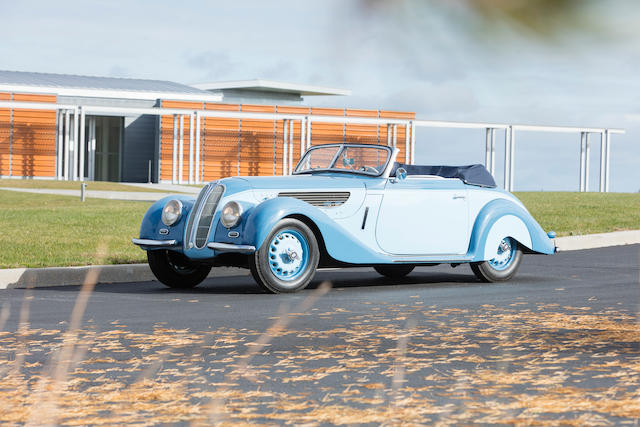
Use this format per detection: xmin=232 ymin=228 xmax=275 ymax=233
xmin=0 ymin=71 xmax=415 ymax=183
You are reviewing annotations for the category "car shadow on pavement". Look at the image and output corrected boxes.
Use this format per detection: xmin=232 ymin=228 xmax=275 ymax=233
xmin=32 ymin=267 xmax=500 ymax=295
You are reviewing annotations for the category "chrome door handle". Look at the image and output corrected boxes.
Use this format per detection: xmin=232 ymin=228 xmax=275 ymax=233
xmin=453 ymin=194 xmax=466 ymax=200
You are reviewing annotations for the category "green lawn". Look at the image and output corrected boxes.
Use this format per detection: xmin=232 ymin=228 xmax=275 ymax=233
xmin=0 ymin=190 xmax=638 ymax=269
xmin=515 ymin=192 xmax=640 ymax=237
xmin=0 ymin=179 xmax=177 ymax=193
xmin=0 ymin=190 xmax=149 ymax=268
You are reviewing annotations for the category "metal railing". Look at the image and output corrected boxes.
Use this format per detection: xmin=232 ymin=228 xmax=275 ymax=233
xmin=0 ymin=100 xmax=625 ymax=192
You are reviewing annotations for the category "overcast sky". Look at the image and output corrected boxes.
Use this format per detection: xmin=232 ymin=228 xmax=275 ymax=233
xmin=1 ymin=0 xmax=638 ymax=191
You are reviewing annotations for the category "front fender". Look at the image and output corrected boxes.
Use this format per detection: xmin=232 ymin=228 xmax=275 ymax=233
xmin=242 ymin=197 xmax=388 ymax=264
xmin=468 ymin=198 xmax=555 ymax=261
xmin=138 ymin=195 xmax=196 ymax=249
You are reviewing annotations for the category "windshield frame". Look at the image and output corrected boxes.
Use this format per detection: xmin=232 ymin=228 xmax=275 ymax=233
xmin=292 ymin=143 xmax=393 ymax=177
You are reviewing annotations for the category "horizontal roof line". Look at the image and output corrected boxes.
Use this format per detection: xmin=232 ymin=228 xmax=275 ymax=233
xmin=0 ymin=101 xmax=624 ymax=134
xmin=192 ymin=79 xmax=351 ymax=96
xmin=0 ymin=84 xmax=222 ymax=102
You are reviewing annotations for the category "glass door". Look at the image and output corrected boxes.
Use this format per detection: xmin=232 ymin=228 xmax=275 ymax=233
xmin=94 ymin=116 xmax=122 ymax=182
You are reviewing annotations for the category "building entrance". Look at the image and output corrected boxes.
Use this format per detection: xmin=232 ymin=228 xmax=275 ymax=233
xmin=85 ymin=116 xmax=122 ymax=182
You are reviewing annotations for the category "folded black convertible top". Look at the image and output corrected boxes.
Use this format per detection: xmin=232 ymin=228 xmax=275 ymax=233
xmin=391 ymin=163 xmax=497 ymax=188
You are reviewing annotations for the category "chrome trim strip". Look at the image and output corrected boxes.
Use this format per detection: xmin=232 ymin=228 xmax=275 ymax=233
xmin=195 ymin=184 xmax=225 ymax=248
xmin=185 ymin=182 xmax=213 ymax=248
xmin=382 ymin=147 xmax=400 ymax=179
xmin=391 ymin=256 xmax=471 ymax=263
xmin=132 ymin=238 xmax=177 ymax=247
xmin=207 ymin=242 xmax=256 ymax=254
xmin=187 ymin=183 xmax=225 ymax=250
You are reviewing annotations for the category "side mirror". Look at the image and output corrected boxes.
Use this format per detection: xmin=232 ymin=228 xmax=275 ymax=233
xmin=396 ymin=167 xmax=407 ymax=181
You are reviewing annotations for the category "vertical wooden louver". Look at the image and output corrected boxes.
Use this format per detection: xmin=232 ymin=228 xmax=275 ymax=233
xmin=0 ymin=92 xmax=57 ymax=178
xmin=158 ymin=103 xmax=415 ymax=183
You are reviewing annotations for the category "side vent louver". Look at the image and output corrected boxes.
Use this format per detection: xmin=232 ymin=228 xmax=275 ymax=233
xmin=278 ymin=191 xmax=350 ymax=207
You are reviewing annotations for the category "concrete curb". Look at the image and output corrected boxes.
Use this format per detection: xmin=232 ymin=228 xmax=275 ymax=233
xmin=0 ymin=264 xmax=248 ymax=290
xmin=0 ymin=187 xmax=175 ymax=202
xmin=1 ymin=230 xmax=638 ymax=289
xmin=554 ymin=230 xmax=640 ymax=252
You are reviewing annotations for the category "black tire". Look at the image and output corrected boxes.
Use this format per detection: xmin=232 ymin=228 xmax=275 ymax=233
xmin=471 ymin=237 xmax=523 ymax=282
xmin=374 ymin=264 xmax=415 ymax=278
xmin=147 ymin=250 xmax=211 ymax=289
xmin=250 ymin=218 xmax=319 ymax=293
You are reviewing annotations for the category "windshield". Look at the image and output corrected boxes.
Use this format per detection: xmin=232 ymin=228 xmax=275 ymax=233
xmin=294 ymin=144 xmax=391 ymax=176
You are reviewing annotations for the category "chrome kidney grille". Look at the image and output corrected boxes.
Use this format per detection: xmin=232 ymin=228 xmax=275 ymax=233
xmin=185 ymin=183 xmax=225 ymax=249
xmin=277 ymin=191 xmax=350 ymax=207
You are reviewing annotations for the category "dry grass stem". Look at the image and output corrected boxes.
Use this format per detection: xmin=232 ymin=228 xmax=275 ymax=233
xmin=25 ymin=246 xmax=105 ymax=426
xmin=0 ymin=302 xmax=10 ymax=333
xmin=197 ymin=281 xmax=332 ymax=426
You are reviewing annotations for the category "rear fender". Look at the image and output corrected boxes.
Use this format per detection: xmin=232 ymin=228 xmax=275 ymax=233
xmin=469 ymin=198 xmax=555 ymax=261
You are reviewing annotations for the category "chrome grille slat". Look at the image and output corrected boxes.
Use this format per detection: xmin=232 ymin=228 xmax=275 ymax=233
xmin=278 ymin=191 xmax=350 ymax=207
xmin=184 ymin=183 xmax=211 ymax=248
xmin=195 ymin=185 xmax=224 ymax=248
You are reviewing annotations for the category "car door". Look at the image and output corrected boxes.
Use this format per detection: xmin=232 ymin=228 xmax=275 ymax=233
xmin=375 ymin=176 xmax=470 ymax=255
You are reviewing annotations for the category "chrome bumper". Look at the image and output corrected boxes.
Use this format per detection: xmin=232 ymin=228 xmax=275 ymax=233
xmin=207 ymin=242 xmax=256 ymax=254
xmin=132 ymin=238 xmax=177 ymax=247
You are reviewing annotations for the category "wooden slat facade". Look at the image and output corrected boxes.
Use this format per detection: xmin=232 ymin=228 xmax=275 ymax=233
xmin=203 ymin=103 xmax=241 ymax=181
xmin=159 ymin=100 xmax=204 ymax=182
xmin=159 ymin=103 xmax=415 ymax=182
xmin=0 ymin=92 xmax=11 ymax=176
xmin=0 ymin=92 xmax=57 ymax=177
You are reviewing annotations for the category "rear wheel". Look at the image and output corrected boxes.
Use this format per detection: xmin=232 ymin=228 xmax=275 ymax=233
xmin=250 ymin=218 xmax=319 ymax=293
xmin=374 ymin=265 xmax=415 ymax=278
xmin=147 ymin=250 xmax=211 ymax=289
xmin=471 ymin=237 xmax=522 ymax=282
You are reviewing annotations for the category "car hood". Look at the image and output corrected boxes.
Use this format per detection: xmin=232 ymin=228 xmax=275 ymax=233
xmin=220 ymin=174 xmax=369 ymax=219
xmin=234 ymin=174 xmax=368 ymax=191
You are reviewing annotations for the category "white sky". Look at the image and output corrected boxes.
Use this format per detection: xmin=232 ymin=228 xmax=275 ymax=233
xmin=1 ymin=0 xmax=638 ymax=191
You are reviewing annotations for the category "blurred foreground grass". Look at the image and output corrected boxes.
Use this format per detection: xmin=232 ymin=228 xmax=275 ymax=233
xmin=0 ymin=191 xmax=638 ymax=268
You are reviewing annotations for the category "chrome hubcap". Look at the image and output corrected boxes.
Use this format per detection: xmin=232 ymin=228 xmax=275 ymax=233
xmin=489 ymin=237 xmax=515 ymax=271
xmin=268 ymin=230 xmax=309 ymax=281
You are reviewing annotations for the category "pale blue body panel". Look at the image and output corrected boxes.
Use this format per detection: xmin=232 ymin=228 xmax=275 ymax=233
xmin=136 ymin=172 xmax=555 ymax=265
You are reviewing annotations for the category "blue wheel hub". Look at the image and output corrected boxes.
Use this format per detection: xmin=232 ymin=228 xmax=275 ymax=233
xmin=268 ymin=229 xmax=309 ymax=281
xmin=488 ymin=237 xmax=516 ymax=271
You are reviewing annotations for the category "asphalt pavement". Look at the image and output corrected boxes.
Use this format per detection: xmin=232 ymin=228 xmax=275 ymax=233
xmin=1 ymin=245 xmax=639 ymax=425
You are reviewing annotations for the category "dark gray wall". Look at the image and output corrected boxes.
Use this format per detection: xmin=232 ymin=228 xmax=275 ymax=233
xmin=58 ymin=96 xmax=156 ymax=109
xmin=121 ymin=114 xmax=157 ymax=182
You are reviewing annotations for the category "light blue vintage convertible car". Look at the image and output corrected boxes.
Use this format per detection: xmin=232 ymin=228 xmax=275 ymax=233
xmin=133 ymin=143 xmax=556 ymax=293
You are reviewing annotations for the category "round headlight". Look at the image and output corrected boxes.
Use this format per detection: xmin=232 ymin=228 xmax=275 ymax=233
xmin=220 ymin=201 xmax=242 ymax=228
xmin=161 ymin=199 xmax=183 ymax=226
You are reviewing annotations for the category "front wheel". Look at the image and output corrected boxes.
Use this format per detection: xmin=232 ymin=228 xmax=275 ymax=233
xmin=471 ymin=237 xmax=522 ymax=282
xmin=250 ymin=219 xmax=319 ymax=293
xmin=147 ymin=250 xmax=211 ymax=289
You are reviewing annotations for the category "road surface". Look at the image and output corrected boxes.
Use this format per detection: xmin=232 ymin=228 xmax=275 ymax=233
xmin=1 ymin=245 xmax=639 ymax=425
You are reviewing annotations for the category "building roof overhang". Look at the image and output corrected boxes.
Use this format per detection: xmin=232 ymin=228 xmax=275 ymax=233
xmin=192 ymin=79 xmax=351 ymax=97
xmin=0 ymin=84 xmax=222 ymax=102
xmin=0 ymin=70 xmax=222 ymax=102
